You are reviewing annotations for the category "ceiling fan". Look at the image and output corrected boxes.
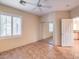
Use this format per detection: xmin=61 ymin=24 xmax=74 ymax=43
xmin=19 ymin=0 xmax=51 ymax=11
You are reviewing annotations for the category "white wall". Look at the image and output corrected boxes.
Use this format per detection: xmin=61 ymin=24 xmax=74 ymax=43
xmin=70 ymin=6 xmax=79 ymax=18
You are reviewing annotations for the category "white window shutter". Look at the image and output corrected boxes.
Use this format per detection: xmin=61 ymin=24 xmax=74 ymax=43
xmin=6 ymin=16 xmax=12 ymax=36
xmin=13 ymin=17 xmax=21 ymax=36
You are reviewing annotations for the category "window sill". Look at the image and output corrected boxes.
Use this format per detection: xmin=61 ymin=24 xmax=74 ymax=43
xmin=0 ymin=35 xmax=21 ymax=40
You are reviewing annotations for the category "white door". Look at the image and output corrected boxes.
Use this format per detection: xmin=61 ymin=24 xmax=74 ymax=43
xmin=62 ymin=19 xmax=73 ymax=46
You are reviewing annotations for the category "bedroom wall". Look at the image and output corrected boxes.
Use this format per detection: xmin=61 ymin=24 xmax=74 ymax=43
xmin=0 ymin=5 xmax=40 ymax=52
xmin=70 ymin=6 xmax=79 ymax=18
xmin=0 ymin=3 xmax=77 ymax=52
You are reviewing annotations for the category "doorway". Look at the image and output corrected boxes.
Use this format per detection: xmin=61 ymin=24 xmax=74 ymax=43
xmin=40 ymin=22 xmax=54 ymax=45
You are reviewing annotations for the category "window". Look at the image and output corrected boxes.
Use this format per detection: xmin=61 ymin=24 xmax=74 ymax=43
xmin=73 ymin=17 xmax=79 ymax=30
xmin=0 ymin=14 xmax=21 ymax=38
xmin=13 ymin=17 xmax=21 ymax=35
xmin=49 ymin=23 xmax=53 ymax=32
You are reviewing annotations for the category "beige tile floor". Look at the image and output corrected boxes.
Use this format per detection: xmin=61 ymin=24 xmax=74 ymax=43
xmin=0 ymin=39 xmax=78 ymax=59
xmin=73 ymin=40 xmax=79 ymax=59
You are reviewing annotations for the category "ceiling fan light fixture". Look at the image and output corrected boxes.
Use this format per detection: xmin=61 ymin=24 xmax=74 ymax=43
xmin=19 ymin=0 xmax=51 ymax=12
xmin=20 ymin=0 xmax=26 ymax=5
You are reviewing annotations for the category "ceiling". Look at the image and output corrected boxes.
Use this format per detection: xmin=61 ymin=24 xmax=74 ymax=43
xmin=0 ymin=0 xmax=79 ymax=16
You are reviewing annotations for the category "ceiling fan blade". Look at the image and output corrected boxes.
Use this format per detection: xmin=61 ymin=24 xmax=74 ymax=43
xmin=26 ymin=2 xmax=36 ymax=5
xmin=37 ymin=0 xmax=41 ymax=5
xmin=41 ymin=5 xmax=51 ymax=8
xmin=20 ymin=0 xmax=36 ymax=6
xmin=20 ymin=0 xmax=26 ymax=5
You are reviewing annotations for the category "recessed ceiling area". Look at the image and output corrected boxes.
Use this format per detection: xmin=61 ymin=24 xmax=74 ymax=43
xmin=0 ymin=0 xmax=79 ymax=16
